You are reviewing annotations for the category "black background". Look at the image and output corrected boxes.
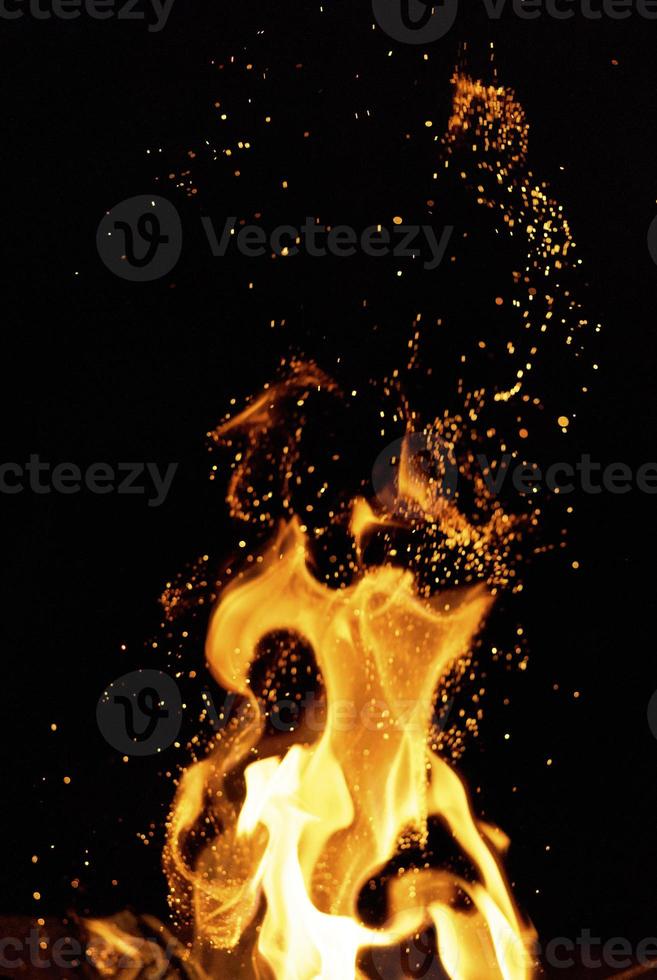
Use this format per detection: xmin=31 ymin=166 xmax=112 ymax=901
xmin=2 ymin=0 xmax=657 ymax=974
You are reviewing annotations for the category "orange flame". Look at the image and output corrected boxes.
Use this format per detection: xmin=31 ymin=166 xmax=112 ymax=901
xmin=164 ymin=512 xmax=535 ymax=978
xmin=159 ymin=65 xmax=557 ymax=980
xmin=90 ymin=57 xmax=605 ymax=978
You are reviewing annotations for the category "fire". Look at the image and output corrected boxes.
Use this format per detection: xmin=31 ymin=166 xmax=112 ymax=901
xmin=165 ymin=516 xmax=534 ymax=979
xmin=89 ymin=53 xmax=602 ymax=978
xmin=158 ymin=66 xmax=557 ymax=978
xmin=164 ymin=348 xmax=538 ymax=976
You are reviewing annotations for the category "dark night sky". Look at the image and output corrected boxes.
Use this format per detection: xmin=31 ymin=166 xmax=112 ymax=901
xmin=2 ymin=2 xmax=657 ymax=976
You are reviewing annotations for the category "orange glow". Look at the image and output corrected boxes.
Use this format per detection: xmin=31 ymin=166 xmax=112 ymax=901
xmin=164 ymin=514 xmax=535 ymax=978
xmin=85 ymin=56 xmax=607 ymax=978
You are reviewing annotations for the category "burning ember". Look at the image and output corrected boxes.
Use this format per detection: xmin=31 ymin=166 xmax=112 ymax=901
xmin=85 ymin=56 xmax=600 ymax=980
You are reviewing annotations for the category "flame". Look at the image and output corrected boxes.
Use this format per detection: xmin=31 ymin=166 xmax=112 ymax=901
xmin=161 ymin=65 xmax=552 ymax=980
xmin=91 ymin=57 xmax=604 ymax=979
xmin=163 ymin=511 xmax=535 ymax=978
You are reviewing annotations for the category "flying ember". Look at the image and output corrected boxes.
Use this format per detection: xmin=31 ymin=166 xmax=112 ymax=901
xmin=86 ymin=56 xmax=599 ymax=980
